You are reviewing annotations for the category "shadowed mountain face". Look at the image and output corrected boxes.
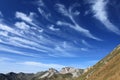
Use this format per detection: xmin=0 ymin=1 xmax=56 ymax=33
xmin=0 ymin=67 xmax=84 ymax=80
xmin=0 ymin=72 xmax=34 ymax=80
xmin=76 ymin=45 xmax=120 ymax=80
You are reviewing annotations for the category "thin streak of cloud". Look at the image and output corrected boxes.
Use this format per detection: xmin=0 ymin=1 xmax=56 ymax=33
xmin=0 ymin=11 xmax=3 ymax=17
xmin=0 ymin=57 xmax=13 ymax=62
xmin=57 ymin=21 xmax=101 ymax=41
xmin=0 ymin=46 xmax=37 ymax=57
xmin=15 ymin=22 xmax=30 ymax=30
xmin=0 ymin=33 xmax=48 ymax=53
xmin=37 ymin=0 xmax=45 ymax=7
xmin=91 ymin=0 xmax=120 ymax=35
xmin=0 ymin=23 xmax=22 ymax=36
xmin=0 ymin=23 xmax=75 ymax=57
xmin=38 ymin=8 xmax=51 ymax=21
xmin=56 ymin=3 xmax=102 ymax=41
xmin=0 ymin=31 xmax=8 ymax=37
xmin=81 ymin=40 xmax=92 ymax=47
xmin=55 ymin=4 xmax=68 ymax=17
xmin=68 ymin=3 xmax=81 ymax=16
xmin=16 ymin=12 xmax=32 ymax=22
xmin=53 ymin=46 xmax=76 ymax=57
xmin=80 ymin=48 xmax=88 ymax=51
xmin=15 ymin=12 xmax=40 ymax=28
xmin=48 ymin=25 xmax=60 ymax=31
xmin=21 ymin=61 xmax=65 ymax=69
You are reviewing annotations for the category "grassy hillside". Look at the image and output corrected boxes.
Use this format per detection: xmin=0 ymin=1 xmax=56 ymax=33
xmin=76 ymin=45 xmax=120 ymax=80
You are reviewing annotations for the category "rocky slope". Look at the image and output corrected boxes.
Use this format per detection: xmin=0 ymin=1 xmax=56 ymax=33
xmin=60 ymin=67 xmax=84 ymax=77
xmin=76 ymin=45 xmax=120 ymax=80
xmin=32 ymin=68 xmax=59 ymax=80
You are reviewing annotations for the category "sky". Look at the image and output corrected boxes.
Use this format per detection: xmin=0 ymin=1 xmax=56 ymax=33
xmin=0 ymin=0 xmax=120 ymax=73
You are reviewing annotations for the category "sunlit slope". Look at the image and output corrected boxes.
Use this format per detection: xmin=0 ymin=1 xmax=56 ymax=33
xmin=76 ymin=45 xmax=120 ymax=80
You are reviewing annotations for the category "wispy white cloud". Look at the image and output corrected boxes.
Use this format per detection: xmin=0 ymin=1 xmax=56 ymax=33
xmin=38 ymin=8 xmax=51 ymax=21
xmin=1 ymin=14 xmax=54 ymax=54
xmin=11 ymin=37 xmax=39 ymax=47
xmin=49 ymin=41 xmax=81 ymax=57
xmin=91 ymin=0 xmax=120 ymax=35
xmin=16 ymin=12 xmax=32 ymax=22
xmin=0 ymin=33 xmax=48 ymax=53
xmin=0 ymin=46 xmax=37 ymax=57
xmin=73 ymin=10 xmax=80 ymax=16
xmin=0 ymin=57 xmax=13 ymax=62
xmin=53 ymin=46 xmax=76 ymax=57
xmin=81 ymin=40 xmax=92 ymax=47
xmin=0 ymin=23 xmax=22 ymax=36
xmin=80 ymin=48 xmax=88 ymax=51
xmin=0 ymin=23 xmax=47 ymax=53
xmin=0 ymin=11 xmax=3 ymax=17
xmin=48 ymin=25 xmax=60 ymax=31
xmin=20 ymin=61 xmax=65 ymax=69
xmin=15 ymin=22 xmax=30 ymax=30
xmin=84 ymin=10 xmax=91 ymax=16
xmin=15 ymin=12 xmax=39 ymax=28
xmin=57 ymin=21 xmax=101 ymax=41
xmin=37 ymin=0 xmax=45 ymax=7
xmin=0 ymin=31 xmax=8 ymax=37
xmin=56 ymin=3 xmax=102 ymax=41
xmin=0 ymin=3 xmax=100 ymax=58
xmin=0 ymin=22 xmax=76 ymax=57
xmin=55 ymin=4 xmax=69 ymax=17
xmin=0 ymin=24 xmax=15 ymax=32
xmin=62 ymin=41 xmax=68 ymax=48
xmin=68 ymin=3 xmax=81 ymax=16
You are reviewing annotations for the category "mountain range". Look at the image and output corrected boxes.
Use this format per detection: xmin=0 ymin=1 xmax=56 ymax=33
xmin=0 ymin=67 xmax=84 ymax=80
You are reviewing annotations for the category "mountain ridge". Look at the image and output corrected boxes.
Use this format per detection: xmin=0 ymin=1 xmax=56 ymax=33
xmin=76 ymin=44 xmax=120 ymax=80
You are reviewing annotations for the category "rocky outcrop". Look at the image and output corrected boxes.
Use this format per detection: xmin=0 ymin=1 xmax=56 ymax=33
xmin=38 ymin=68 xmax=59 ymax=78
xmin=60 ymin=67 xmax=84 ymax=77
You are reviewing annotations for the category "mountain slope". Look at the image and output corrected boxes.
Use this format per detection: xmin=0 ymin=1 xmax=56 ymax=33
xmin=76 ymin=45 xmax=120 ymax=80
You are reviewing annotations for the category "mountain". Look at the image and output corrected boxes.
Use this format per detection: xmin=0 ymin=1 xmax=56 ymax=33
xmin=0 ymin=67 xmax=84 ymax=80
xmin=32 ymin=67 xmax=84 ymax=80
xmin=0 ymin=72 xmax=34 ymax=80
xmin=32 ymin=68 xmax=59 ymax=80
xmin=76 ymin=45 xmax=120 ymax=80
xmin=60 ymin=67 xmax=84 ymax=77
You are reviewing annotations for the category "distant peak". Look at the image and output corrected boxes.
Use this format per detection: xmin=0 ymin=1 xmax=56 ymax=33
xmin=48 ymin=68 xmax=58 ymax=73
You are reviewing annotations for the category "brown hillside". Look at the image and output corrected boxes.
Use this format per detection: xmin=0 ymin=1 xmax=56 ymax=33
xmin=76 ymin=45 xmax=120 ymax=80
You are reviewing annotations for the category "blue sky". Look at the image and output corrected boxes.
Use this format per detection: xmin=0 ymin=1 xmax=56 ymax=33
xmin=0 ymin=0 xmax=120 ymax=73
